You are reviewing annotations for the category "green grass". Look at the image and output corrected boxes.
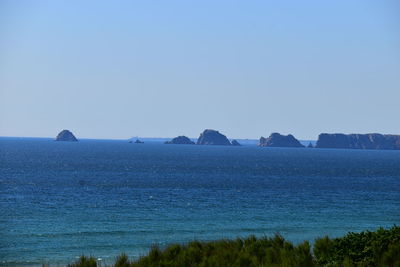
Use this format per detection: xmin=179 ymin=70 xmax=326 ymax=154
xmin=62 ymin=226 xmax=400 ymax=267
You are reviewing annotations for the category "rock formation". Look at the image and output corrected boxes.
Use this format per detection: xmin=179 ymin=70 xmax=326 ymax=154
xmin=196 ymin=129 xmax=232 ymax=146
xmin=307 ymin=142 xmax=314 ymax=148
xmin=55 ymin=130 xmax=78 ymax=141
xmin=316 ymin=133 xmax=400 ymax=150
xmin=259 ymin=133 xmax=304 ymax=148
xmin=231 ymin=140 xmax=241 ymax=146
xmin=165 ymin=136 xmax=195 ymax=145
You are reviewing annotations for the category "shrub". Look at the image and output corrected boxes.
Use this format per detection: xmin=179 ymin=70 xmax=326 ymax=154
xmin=63 ymin=226 xmax=400 ymax=267
xmin=66 ymin=256 xmax=97 ymax=267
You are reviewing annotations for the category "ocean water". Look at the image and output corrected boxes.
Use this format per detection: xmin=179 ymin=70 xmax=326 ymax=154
xmin=0 ymin=138 xmax=399 ymax=266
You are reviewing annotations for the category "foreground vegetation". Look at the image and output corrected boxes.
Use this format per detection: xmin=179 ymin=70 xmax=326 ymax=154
xmin=65 ymin=226 xmax=399 ymax=267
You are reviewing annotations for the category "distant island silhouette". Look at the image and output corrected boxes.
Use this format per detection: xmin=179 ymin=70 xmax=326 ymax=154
xmin=196 ymin=129 xmax=233 ymax=146
xmin=55 ymin=130 xmax=78 ymax=142
xmin=259 ymin=133 xmax=304 ymax=148
xmin=165 ymin=136 xmax=195 ymax=145
xmin=55 ymin=129 xmax=400 ymax=150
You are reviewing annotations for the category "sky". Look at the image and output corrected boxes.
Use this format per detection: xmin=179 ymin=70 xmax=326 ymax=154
xmin=0 ymin=0 xmax=399 ymax=140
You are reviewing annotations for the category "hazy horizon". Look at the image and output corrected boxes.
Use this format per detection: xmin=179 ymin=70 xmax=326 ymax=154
xmin=1 ymin=0 xmax=399 ymax=140
xmin=1 ymin=130 xmax=400 ymax=142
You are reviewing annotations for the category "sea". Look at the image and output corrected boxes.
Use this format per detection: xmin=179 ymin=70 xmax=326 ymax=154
xmin=0 ymin=138 xmax=399 ymax=266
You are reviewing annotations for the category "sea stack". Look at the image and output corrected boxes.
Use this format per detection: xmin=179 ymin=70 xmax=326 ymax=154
xmin=55 ymin=130 xmax=78 ymax=141
xmin=316 ymin=133 xmax=400 ymax=150
xmin=259 ymin=133 xmax=304 ymax=148
xmin=231 ymin=140 xmax=241 ymax=146
xmin=165 ymin=136 xmax=195 ymax=145
xmin=196 ymin=129 xmax=232 ymax=146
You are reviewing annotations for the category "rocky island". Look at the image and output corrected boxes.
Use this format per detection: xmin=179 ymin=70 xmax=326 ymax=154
xmin=316 ymin=133 xmax=400 ymax=150
xmin=55 ymin=130 xmax=78 ymax=141
xmin=165 ymin=136 xmax=195 ymax=145
xmin=259 ymin=133 xmax=304 ymax=148
xmin=196 ymin=129 xmax=232 ymax=146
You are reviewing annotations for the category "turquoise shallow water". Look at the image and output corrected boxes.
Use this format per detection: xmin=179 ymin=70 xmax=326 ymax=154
xmin=0 ymin=138 xmax=399 ymax=266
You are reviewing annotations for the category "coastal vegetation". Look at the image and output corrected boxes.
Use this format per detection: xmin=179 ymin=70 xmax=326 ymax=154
xmin=65 ymin=226 xmax=399 ymax=267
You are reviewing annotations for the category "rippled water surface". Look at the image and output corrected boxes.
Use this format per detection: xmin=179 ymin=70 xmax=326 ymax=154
xmin=1 ymin=138 xmax=399 ymax=266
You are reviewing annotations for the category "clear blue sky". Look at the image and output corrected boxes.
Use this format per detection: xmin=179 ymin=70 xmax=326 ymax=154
xmin=1 ymin=0 xmax=399 ymax=140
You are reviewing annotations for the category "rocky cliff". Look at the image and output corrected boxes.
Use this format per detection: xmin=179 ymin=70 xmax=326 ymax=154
xmin=196 ymin=129 xmax=232 ymax=146
xmin=259 ymin=133 xmax=304 ymax=148
xmin=165 ymin=136 xmax=195 ymax=145
xmin=316 ymin=133 xmax=400 ymax=150
xmin=231 ymin=140 xmax=241 ymax=146
xmin=55 ymin=130 xmax=78 ymax=141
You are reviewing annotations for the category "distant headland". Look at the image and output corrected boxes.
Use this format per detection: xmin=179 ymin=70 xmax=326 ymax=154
xmin=258 ymin=132 xmax=400 ymax=150
xmin=315 ymin=133 xmax=400 ymax=150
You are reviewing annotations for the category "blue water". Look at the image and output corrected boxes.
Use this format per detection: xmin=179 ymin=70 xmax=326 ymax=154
xmin=1 ymin=138 xmax=399 ymax=266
